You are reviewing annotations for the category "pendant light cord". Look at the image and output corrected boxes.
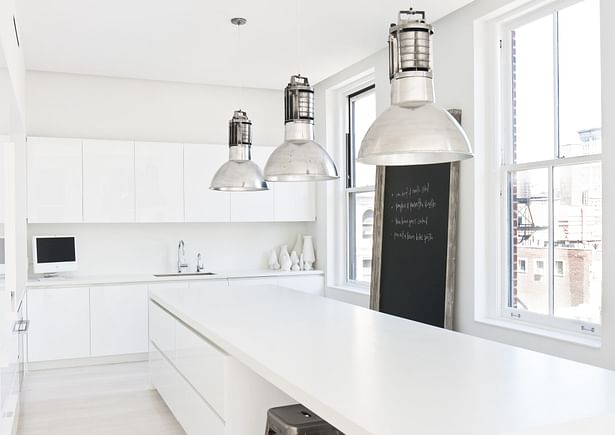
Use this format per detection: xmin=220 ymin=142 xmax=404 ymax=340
xmin=296 ymin=0 xmax=301 ymax=74
xmin=237 ymin=22 xmax=244 ymax=110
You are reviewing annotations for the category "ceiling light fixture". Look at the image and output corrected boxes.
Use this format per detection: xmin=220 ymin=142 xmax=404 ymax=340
xmin=357 ymin=9 xmax=473 ymax=166
xmin=210 ymin=17 xmax=268 ymax=192
xmin=264 ymin=75 xmax=339 ymax=181
xmin=263 ymin=0 xmax=339 ymax=182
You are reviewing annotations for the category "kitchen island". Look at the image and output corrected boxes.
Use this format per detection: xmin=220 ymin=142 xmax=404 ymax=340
xmin=149 ymin=284 xmax=615 ymax=435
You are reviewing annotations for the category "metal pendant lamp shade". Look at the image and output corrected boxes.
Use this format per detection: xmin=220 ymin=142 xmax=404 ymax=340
xmin=357 ymin=9 xmax=473 ymax=166
xmin=210 ymin=110 xmax=268 ymax=191
xmin=264 ymin=75 xmax=339 ymax=182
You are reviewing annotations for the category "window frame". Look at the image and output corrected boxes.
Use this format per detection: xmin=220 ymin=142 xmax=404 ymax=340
xmin=496 ymin=0 xmax=602 ymax=336
xmin=345 ymin=84 xmax=376 ymax=286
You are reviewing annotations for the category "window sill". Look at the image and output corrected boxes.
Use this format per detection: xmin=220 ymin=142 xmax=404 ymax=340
xmin=475 ymin=316 xmax=602 ymax=349
xmin=328 ymin=283 xmax=370 ymax=296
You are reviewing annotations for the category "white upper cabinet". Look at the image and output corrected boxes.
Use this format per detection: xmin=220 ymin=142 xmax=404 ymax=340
xmin=27 ymin=137 xmax=83 ymax=223
xmin=273 ymin=182 xmax=316 ymax=221
xmin=135 ymin=141 xmax=184 ymax=222
xmin=83 ymin=139 xmax=135 ymax=223
xmin=230 ymin=146 xmax=274 ymax=222
xmin=184 ymin=143 xmax=230 ymax=222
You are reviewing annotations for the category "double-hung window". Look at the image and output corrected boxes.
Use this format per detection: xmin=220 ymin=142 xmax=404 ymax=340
xmin=346 ymin=85 xmax=376 ymax=285
xmin=499 ymin=0 xmax=602 ymax=333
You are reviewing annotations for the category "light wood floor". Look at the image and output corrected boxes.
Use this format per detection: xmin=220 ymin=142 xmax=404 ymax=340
xmin=18 ymin=361 xmax=185 ymax=435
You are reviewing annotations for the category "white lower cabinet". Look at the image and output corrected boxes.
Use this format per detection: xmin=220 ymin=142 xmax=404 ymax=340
xmin=27 ymin=287 xmax=90 ymax=362
xmin=149 ymin=298 xmax=296 ymax=435
xmin=151 ymin=343 xmax=225 ymax=435
xmin=175 ymin=317 xmax=225 ymax=418
xmin=149 ymin=301 xmax=226 ymax=434
xmin=227 ymin=277 xmax=278 ymax=287
xmin=90 ymin=285 xmax=148 ymax=356
xmin=149 ymin=301 xmax=176 ymax=358
xmin=227 ymin=275 xmax=325 ymax=295
xmin=277 ymin=275 xmax=325 ymax=296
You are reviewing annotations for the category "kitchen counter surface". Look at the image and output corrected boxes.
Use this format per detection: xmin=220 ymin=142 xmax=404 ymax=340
xmin=150 ymin=284 xmax=615 ymax=435
xmin=26 ymin=270 xmax=323 ymax=288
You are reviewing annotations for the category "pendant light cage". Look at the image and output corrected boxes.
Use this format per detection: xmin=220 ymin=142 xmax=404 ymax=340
xmin=284 ymin=75 xmax=314 ymax=124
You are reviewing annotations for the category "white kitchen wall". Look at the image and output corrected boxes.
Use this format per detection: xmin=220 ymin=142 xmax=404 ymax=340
xmin=25 ymin=71 xmax=316 ymax=276
xmin=27 ymin=223 xmax=313 ymax=276
xmin=315 ymin=0 xmax=615 ymax=370
xmin=26 ymin=71 xmax=283 ymax=146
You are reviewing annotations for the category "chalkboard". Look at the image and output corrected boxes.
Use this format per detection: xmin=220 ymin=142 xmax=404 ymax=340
xmin=370 ymin=162 xmax=459 ymax=329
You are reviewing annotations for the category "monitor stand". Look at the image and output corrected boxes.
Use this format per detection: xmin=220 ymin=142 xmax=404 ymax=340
xmin=41 ymin=273 xmax=63 ymax=279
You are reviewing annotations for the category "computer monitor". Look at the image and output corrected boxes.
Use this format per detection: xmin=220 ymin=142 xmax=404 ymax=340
xmin=32 ymin=235 xmax=78 ymax=275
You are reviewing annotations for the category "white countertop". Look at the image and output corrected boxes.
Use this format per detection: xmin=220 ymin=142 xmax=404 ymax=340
xmin=150 ymin=284 xmax=615 ymax=435
xmin=25 ymin=269 xmax=323 ymax=288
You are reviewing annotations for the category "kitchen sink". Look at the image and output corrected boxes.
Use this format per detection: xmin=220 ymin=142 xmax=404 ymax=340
xmin=153 ymin=272 xmax=216 ymax=277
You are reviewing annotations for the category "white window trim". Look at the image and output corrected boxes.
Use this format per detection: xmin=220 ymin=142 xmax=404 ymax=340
xmin=324 ymin=69 xmax=376 ymax=293
xmin=474 ymin=0 xmax=601 ymax=341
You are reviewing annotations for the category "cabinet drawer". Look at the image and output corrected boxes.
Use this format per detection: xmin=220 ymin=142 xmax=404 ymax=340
xmin=153 ymin=343 xmax=225 ymax=435
xmin=149 ymin=302 xmax=175 ymax=359
xmin=176 ymin=320 xmax=226 ymax=418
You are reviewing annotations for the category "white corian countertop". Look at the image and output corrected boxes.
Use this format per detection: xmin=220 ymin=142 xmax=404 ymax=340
xmin=26 ymin=270 xmax=323 ymax=288
xmin=150 ymin=284 xmax=615 ymax=435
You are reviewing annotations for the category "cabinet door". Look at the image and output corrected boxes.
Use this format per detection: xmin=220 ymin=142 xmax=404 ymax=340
xmin=83 ymin=139 xmax=135 ymax=223
xmin=273 ymin=182 xmax=316 ymax=221
xmin=229 ymin=146 xmax=274 ymax=222
xmin=27 ymin=287 xmax=90 ymax=361
xmin=135 ymin=141 xmax=184 ymax=222
xmin=27 ymin=137 xmax=83 ymax=223
xmin=277 ymin=275 xmax=325 ymax=296
xmin=227 ymin=277 xmax=278 ymax=288
xmin=184 ymin=143 xmax=230 ymax=222
xmin=90 ymin=285 xmax=148 ymax=356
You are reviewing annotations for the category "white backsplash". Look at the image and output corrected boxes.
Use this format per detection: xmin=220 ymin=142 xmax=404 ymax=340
xmin=28 ymin=222 xmax=316 ymax=277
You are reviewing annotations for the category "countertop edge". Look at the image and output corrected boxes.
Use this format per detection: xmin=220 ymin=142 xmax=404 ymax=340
xmin=26 ymin=270 xmax=324 ymax=289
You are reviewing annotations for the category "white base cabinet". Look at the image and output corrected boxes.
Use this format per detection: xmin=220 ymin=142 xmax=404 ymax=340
xmin=27 ymin=287 xmax=90 ymax=362
xmin=149 ymin=299 xmax=294 ymax=435
xmin=90 ymin=285 xmax=148 ymax=357
xmin=26 ymin=275 xmax=323 ymax=365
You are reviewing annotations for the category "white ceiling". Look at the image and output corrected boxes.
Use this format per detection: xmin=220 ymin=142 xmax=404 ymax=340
xmin=20 ymin=0 xmax=473 ymax=90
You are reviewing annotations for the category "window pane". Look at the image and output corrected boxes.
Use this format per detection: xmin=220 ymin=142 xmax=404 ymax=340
xmin=351 ymin=90 xmax=376 ymax=187
xmin=348 ymin=191 xmax=375 ymax=283
xmin=512 ymin=15 xmax=555 ymax=163
xmin=510 ymin=168 xmax=549 ymax=314
xmin=558 ymin=0 xmax=601 ymax=158
xmin=553 ymin=162 xmax=601 ymax=323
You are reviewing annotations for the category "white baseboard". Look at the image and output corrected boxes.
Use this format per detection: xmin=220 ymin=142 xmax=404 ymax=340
xmin=26 ymin=352 xmax=148 ymax=371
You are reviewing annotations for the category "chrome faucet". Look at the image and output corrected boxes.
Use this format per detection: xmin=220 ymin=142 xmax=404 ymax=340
xmin=196 ymin=253 xmax=204 ymax=273
xmin=177 ymin=240 xmax=189 ymax=273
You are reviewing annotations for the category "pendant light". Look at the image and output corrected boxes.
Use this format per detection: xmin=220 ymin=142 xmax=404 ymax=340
xmin=264 ymin=75 xmax=339 ymax=181
xmin=263 ymin=1 xmax=338 ymax=182
xmin=357 ymin=9 xmax=473 ymax=166
xmin=210 ymin=17 xmax=268 ymax=191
